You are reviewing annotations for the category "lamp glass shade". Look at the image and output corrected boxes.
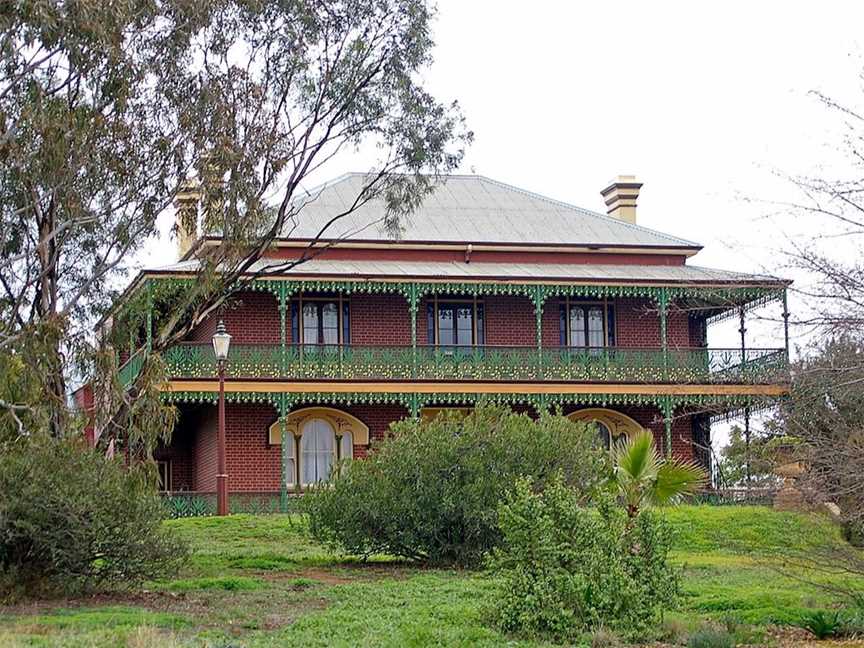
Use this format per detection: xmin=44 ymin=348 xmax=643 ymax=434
xmin=212 ymin=321 xmax=232 ymax=360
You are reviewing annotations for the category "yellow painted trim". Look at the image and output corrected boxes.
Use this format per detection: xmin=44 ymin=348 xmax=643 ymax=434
xmin=268 ymin=406 xmax=369 ymax=446
xmin=568 ymin=408 xmax=644 ymax=439
xmin=164 ymin=380 xmax=789 ymax=396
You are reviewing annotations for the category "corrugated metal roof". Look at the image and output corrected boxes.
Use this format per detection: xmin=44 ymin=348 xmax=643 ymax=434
xmin=280 ymin=173 xmax=699 ymax=248
xmin=147 ymin=257 xmax=783 ymax=286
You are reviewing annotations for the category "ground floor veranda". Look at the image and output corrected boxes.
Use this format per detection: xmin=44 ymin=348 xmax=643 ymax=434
xmin=153 ymin=382 xmax=777 ymax=501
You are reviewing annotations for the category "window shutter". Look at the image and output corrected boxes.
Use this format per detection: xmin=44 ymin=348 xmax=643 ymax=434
xmin=606 ymin=305 xmax=616 ymax=347
xmin=342 ymin=300 xmax=350 ymax=344
xmin=476 ymin=302 xmax=485 ymax=345
xmin=559 ymin=302 xmax=567 ymax=346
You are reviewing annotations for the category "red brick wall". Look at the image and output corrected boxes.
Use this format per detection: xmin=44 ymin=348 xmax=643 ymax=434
xmin=418 ymin=295 xmax=537 ymax=346
xmin=155 ymin=415 xmax=196 ymax=491
xmin=194 ymin=408 xmax=218 ymax=491
xmin=181 ymin=291 xmax=702 ymax=350
xmin=165 ymin=402 xmax=410 ymax=493
xmin=350 ymin=294 xmax=411 ymax=346
xmin=224 ymin=403 xmax=281 ymax=492
xmin=542 ymin=301 xmax=561 ymax=347
xmin=266 ymin=246 xmax=688 ymax=266
xmin=613 ymin=298 xmax=690 ymax=348
xmin=187 ymin=291 xmax=281 ymax=344
xmin=484 ymin=295 xmax=536 ymax=346
xmin=341 ymin=403 xmax=409 ymax=454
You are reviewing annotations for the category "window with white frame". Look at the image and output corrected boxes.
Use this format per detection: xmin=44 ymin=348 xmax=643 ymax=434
xmin=269 ymin=415 xmax=357 ymax=485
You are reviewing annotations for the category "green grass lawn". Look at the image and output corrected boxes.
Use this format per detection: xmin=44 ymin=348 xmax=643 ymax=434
xmin=1 ymin=505 xmax=861 ymax=647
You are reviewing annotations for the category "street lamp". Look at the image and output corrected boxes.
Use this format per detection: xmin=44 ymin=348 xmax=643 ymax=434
xmin=212 ymin=320 xmax=231 ymax=515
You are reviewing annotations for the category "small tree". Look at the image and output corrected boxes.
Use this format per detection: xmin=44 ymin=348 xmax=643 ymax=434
xmin=489 ymin=476 xmax=679 ymax=641
xmin=613 ymin=430 xmax=707 ymax=519
xmin=716 ymin=424 xmax=778 ymax=488
xmin=305 ymin=406 xmax=608 ymax=566
xmin=776 ymin=337 xmax=864 ymax=523
xmin=0 ymin=437 xmax=187 ymax=597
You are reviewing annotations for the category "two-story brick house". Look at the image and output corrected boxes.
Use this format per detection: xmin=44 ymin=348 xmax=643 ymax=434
xmin=115 ymin=173 xmax=790 ymax=507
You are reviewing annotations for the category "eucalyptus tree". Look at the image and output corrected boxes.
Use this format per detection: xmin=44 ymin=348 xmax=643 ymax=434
xmin=0 ymin=1 xmax=469 ymax=447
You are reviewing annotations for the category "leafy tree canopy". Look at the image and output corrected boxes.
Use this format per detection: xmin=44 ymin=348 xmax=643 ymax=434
xmin=0 ymin=0 xmax=469 ymax=446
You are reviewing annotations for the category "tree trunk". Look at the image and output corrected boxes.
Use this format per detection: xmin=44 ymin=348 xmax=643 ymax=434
xmin=36 ymin=207 xmax=66 ymax=437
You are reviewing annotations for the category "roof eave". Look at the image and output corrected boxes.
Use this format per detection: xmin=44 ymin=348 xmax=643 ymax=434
xmin=137 ymin=267 xmax=791 ymax=290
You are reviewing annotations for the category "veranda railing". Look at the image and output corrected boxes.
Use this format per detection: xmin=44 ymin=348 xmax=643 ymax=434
xmin=119 ymin=343 xmax=788 ymax=385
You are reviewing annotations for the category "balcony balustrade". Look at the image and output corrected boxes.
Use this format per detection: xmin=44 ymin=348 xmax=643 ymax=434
xmin=120 ymin=343 xmax=788 ymax=386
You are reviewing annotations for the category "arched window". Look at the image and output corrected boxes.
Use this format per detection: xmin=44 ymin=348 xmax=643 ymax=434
xmin=596 ymin=421 xmax=613 ymax=450
xmin=567 ymin=408 xmax=643 ymax=449
xmin=301 ymin=418 xmax=335 ymax=484
xmin=340 ymin=431 xmax=353 ymax=462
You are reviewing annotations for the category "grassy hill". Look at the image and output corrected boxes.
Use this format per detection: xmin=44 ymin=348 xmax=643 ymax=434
xmin=1 ymin=505 xmax=860 ymax=647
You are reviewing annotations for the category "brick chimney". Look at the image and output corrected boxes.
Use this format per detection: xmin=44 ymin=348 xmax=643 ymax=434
xmin=174 ymin=178 xmax=201 ymax=259
xmin=600 ymin=175 xmax=642 ymax=224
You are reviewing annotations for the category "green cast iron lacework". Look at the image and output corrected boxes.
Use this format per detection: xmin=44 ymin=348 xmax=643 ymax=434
xmin=116 ymin=277 xmax=786 ymax=362
xmin=161 ymin=492 xmax=294 ymax=518
xmin=159 ymin=343 xmax=788 ymax=385
xmin=118 ymin=350 xmax=145 ymax=387
xmin=160 ymin=389 xmax=778 ymax=411
xmin=133 ymin=275 xmax=785 ymax=309
xmin=242 ymin=278 xmax=678 ymax=306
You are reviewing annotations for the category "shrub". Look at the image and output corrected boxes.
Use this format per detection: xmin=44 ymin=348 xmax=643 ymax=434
xmin=305 ymin=405 xmax=607 ymax=566
xmin=801 ymin=610 xmax=841 ymax=639
xmin=488 ymin=476 xmax=679 ymax=641
xmin=687 ymin=627 xmax=735 ymax=648
xmin=0 ymin=437 xmax=188 ymax=597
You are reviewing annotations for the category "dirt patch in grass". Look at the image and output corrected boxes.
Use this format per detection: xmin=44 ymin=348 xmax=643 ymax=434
xmin=760 ymin=625 xmax=864 ymax=647
xmin=0 ymin=587 xmax=329 ymax=635
xmin=255 ymin=561 xmax=422 ymax=587
xmin=2 ymin=591 xmax=217 ymax=621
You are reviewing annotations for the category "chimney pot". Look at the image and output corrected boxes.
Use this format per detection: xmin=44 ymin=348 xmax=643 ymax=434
xmin=600 ymin=175 xmax=642 ymax=224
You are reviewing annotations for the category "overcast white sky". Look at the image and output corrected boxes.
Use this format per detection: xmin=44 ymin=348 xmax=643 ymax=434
xmin=145 ymin=1 xmax=864 ymax=444
xmin=147 ymin=1 xmax=864 ymax=314
xmin=421 ymin=2 xmax=862 ymax=351
xmin=150 ymin=1 xmax=862 ymax=337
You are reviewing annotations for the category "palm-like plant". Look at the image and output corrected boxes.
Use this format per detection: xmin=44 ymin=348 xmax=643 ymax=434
xmin=613 ymin=430 xmax=708 ymax=518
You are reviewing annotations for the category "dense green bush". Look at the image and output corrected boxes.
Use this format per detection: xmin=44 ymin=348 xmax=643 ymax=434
xmin=305 ymin=406 xmax=608 ymax=566
xmin=488 ymin=476 xmax=679 ymax=641
xmin=0 ymin=438 xmax=188 ymax=597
